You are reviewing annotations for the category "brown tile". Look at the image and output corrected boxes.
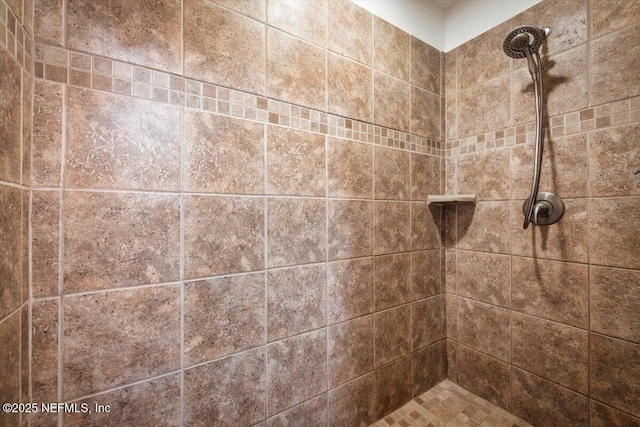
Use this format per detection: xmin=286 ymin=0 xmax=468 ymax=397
xmin=34 ymin=0 xmax=64 ymax=45
xmin=65 ymin=375 xmax=181 ymax=427
xmin=328 ymin=315 xmax=374 ymax=388
xmin=65 ymin=87 xmax=181 ymax=191
xmin=31 ymin=299 xmax=58 ymax=402
xmin=511 ymin=198 xmax=588 ymax=263
xmin=445 ymin=96 xmax=458 ymax=143
xmin=32 ymin=80 xmax=63 ymax=186
xmin=268 ymin=0 xmax=326 ymax=46
xmin=64 ymin=192 xmax=180 ymax=292
xmin=512 ymin=313 xmax=588 ymax=394
xmin=374 ymin=356 xmax=411 ymax=419
xmin=374 ymin=72 xmax=410 ymax=132
xmin=0 ymin=312 xmax=19 ymax=427
xmin=267 ymin=125 xmax=325 ymax=197
xmin=458 ymin=74 xmax=511 ymax=137
xmin=63 ymin=285 xmax=180 ymax=399
xmin=208 ymin=0 xmax=266 ymax=21
xmin=591 ymin=0 xmax=640 ymax=37
xmin=31 ymin=191 xmax=59 ymax=297
xmin=328 ymin=200 xmax=373 ymax=261
xmin=458 ymin=149 xmax=510 ymax=201
xmin=267 ymin=28 xmax=326 ymax=110
xmin=459 ymin=23 xmax=511 ymax=92
xmin=446 ymin=294 xmax=460 ymax=341
xmin=375 ymin=253 xmax=410 ymax=310
xmin=458 ymin=298 xmax=511 ymax=362
xmin=20 ymin=305 xmax=27 ymax=406
xmin=374 ymin=201 xmax=410 ymax=254
xmin=22 ymin=72 xmax=32 ymax=186
xmin=444 ymin=247 xmax=456 ymax=292
xmin=457 ymin=250 xmax=510 ymax=308
xmin=327 ymin=258 xmax=374 ymax=324
xmin=185 ymin=0 xmax=266 ymax=94
xmin=457 ymin=201 xmax=510 ymax=254
xmin=412 ymin=340 xmax=446 ymax=396
xmin=267 ymin=394 xmax=326 ymax=427
xmin=591 ymin=23 xmax=640 ymax=105
xmin=327 ymin=0 xmax=372 ymax=65
xmin=327 ymin=53 xmax=373 ymax=122
xmin=512 ymin=257 xmax=588 ymax=328
xmin=0 ymin=48 xmax=21 ymax=184
xmin=411 ymin=250 xmax=440 ymax=300
xmin=67 ymin=0 xmax=181 ymax=72
xmin=268 ymin=264 xmax=326 ymax=341
xmin=185 ymin=195 xmax=264 ymax=278
xmin=589 ymin=123 xmax=640 ymax=197
xmin=411 ymin=37 xmax=440 ymax=94
xmin=184 ymin=348 xmax=265 ymax=426
xmin=411 ymin=203 xmax=441 ymax=251
xmin=511 ymin=133 xmax=588 ymax=199
xmin=267 ymin=330 xmax=327 ymax=416
xmin=589 ymin=197 xmax=640 ymax=269
xmin=267 ymin=198 xmax=326 ymax=267
xmin=511 ymin=368 xmax=588 ymax=426
xmin=447 ymin=340 xmax=458 ymax=381
xmin=411 ymin=86 xmax=441 ymax=140
xmin=374 ymin=17 xmax=410 ymax=81
xmin=375 ymin=305 xmax=411 ymax=367
xmin=457 ymin=345 xmax=511 ymax=409
xmin=327 ymin=138 xmax=373 ymax=199
xmin=328 ymin=373 xmax=376 ymax=427
xmin=185 ymin=111 xmax=265 ymax=194
xmin=411 ymin=295 xmax=446 ymax=350
xmin=184 ymin=273 xmax=265 ymax=365
xmin=375 ymin=146 xmax=410 ymax=200
xmin=410 ymin=154 xmax=440 ymax=202
xmin=591 ymin=400 xmax=640 ymax=427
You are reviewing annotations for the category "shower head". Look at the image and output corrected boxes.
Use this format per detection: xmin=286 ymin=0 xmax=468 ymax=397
xmin=503 ymin=25 xmax=551 ymax=58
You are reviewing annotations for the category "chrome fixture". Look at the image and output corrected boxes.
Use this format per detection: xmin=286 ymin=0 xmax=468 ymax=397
xmin=504 ymin=25 xmax=564 ymax=229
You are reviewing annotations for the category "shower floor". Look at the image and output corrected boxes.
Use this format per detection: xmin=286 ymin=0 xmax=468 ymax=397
xmin=371 ymin=380 xmax=532 ymax=427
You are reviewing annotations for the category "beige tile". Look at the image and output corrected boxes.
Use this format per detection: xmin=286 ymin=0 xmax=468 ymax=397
xmin=511 ymin=257 xmax=588 ymax=328
xmin=458 ymin=74 xmax=511 ymax=138
xmin=412 ymin=340 xmax=446 ymax=396
xmin=457 ymin=345 xmax=511 ymax=409
xmin=328 ymin=374 xmax=376 ymax=427
xmin=375 ymin=146 xmax=410 ymax=200
xmin=411 ymin=250 xmax=440 ymax=300
xmin=267 ymin=330 xmax=327 ymax=416
xmin=328 ymin=200 xmax=373 ymax=260
xmin=411 ymin=86 xmax=441 ymax=140
xmin=63 ymin=191 xmax=180 ymax=292
xmin=411 ymin=203 xmax=441 ymax=251
xmin=456 ymin=22 xmax=510 ymax=91
xmin=65 ymin=375 xmax=181 ymax=427
xmin=184 ymin=348 xmax=265 ymax=426
xmin=458 ymin=298 xmax=511 ymax=362
xmin=267 ymin=394 xmax=326 ymax=427
xmin=267 ymin=125 xmax=325 ymax=197
xmin=267 ymin=198 xmax=326 ymax=267
xmin=411 ymin=37 xmax=440 ymax=94
xmin=375 ymin=253 xmax=410 ymax=310
xmin=63 ymin=285 xmax=181 ymax=399
xmin=374 ymin=72 xmax=410 ymax=132
xmin=185 ymin=0 xmax=265 ymax=94
xmin=267 ymin=28 xmax=326 ymax=110
xmin=0 ymin=312 xmax=19 ymax=427
xmin=591 ymin=0 xmax=640 ymax=37
xmin=327 ymin=0 xmax=372 ymax=65
xmin=328 ymin=315 xmax=374 ymax=388
xmin=34 ymin=0 xmax=64 ymax=45
xmin=65 ymin=87 xmax=182 ymax=191
xmin=410 ymin=153 xmax=440 ymax=202
xmin=589 ymin=123 xmax=640 ymax=197
xmin=375 ymin=305 xmax=411 ymax=367
xmin=458 ymin=149 xmax=510 ymax=201
xmin=374 ymin=356 xmax=411 ymax=420
xmin=185 ymin=111 xmax=264 ymax=194
xmin=589 ymin=197 xmax=640 ymax=269
xmin=445 ymin=96 xmax=458 ymax=143
xmin=327 ymin=138 xmax=373 ymax=199
xmin=374 ymin=17 xmax=410 ymax=81
xmin=184 ymin=195 xmax=264 ymax=278
xmin=208 ymin=0 xmax=266 ymax=21
xmin=32 ymin=81 xmax=63 ymax=186
xmin=511 ymin=368 xmax=588 ymax=427
xmin=184 ymin=273 xmax=265 ymax=365
xmin=0 ymin=48 xmax=21 ymax=184
xmin=267 ymin=264 xmax=326 ymax=341
xmin=268 ymin=0 xmax=325 ymax=46
xmin=511 ymin=133 xmax=588 ymax=199
xmin=327 ymin=53 xmax=373 ymax=122
xmin=67 ymin=0 xmax=181 ymax=72
xmin=374 ymin=201 xmax=410 ymax=254
xmin=591 ymin=333 xmax=640 ymax=417
xmin=31 ymin=191 xmax=59 ymax=298
xmin=512 ymin=313 xmax=588 ymax=394
xmin=327 ymin=258 xmax=374 ymax=324
xmin=412 ymin=295 xmax=446 ymax=350
xmin=591 ymin=400 xmax=640 ymax=427
xmin=591 ymin=23 xmax=640 ymax=105
xmin=458 ymin=201 xmax=510 ymax=254
xmin=457 ymin=250 xmax=510 ymax=308
xmin=591 ymin=266 xmax=640 ymax=344
xmin=511 ymin=198 xmax=588 ymax=263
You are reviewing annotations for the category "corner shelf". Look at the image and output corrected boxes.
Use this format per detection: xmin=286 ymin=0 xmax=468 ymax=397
xmin=426 ymin=194 xmax=476 ymax=206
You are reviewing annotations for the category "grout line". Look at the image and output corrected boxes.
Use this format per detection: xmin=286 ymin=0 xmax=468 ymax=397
xmin=179 ymin=101 xmax=185 ymax=427
xmin=263 ymin=120 xmax=269 ymax=422
xmin=57 ymin=82 xmax=67 ymax=427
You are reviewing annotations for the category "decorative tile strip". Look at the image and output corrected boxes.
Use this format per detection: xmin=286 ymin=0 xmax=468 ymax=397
xmin=34 ymin=43 xmax=444 ymax=157
xmin=0 ymin=0 xmax=33 ymax=76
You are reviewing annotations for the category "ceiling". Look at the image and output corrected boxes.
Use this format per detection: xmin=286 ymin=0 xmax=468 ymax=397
xmin=428 ymin=0 xmax=463 ymax=11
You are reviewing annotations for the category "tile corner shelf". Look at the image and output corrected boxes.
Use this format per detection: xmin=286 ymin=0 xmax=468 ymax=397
xmin=426 ymin=194 xmax=476 ymax=206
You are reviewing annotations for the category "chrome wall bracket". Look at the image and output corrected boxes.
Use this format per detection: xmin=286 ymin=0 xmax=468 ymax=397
xmin=523 ymin=192 xmax=565 ymax=226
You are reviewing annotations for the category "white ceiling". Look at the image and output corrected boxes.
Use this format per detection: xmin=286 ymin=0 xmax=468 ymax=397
xmin=428 ymin=0 xmax=464 ymax=11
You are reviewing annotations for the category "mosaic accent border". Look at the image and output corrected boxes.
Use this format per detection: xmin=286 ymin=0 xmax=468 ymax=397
xmin=446 ymin=96 xmax=640 ymax=158
xmin=0 ymin=0 xmax=33 ymax=76
xmin=34 ymin=43 xmax=443 ymax=157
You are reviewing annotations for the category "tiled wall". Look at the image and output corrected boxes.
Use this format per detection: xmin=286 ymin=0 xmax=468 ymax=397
xmin=444 ymin=0 xmax=640 ymax=426
xmin=0 ymin=0 xmax=32 ymax=425
xmin=29 ymin=0 xmax=445 ymax=426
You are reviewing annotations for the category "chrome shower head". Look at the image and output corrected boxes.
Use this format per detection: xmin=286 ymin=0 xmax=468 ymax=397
xmin=503 ymin=25 xmax=551 ymax=58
